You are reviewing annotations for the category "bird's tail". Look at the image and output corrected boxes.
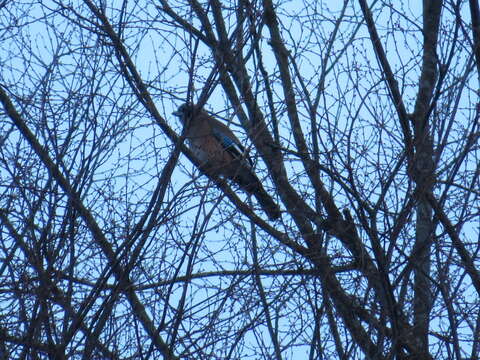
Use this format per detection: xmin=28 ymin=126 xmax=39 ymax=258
xmin=234 ymin=169 xmax=281 ymax=220
xmin=238 ymin=177 xmax=280 ymax=220
xmin=253 ymin=185 xmax=281 ymax=220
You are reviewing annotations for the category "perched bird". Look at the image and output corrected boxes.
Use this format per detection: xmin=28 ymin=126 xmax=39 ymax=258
xmin=173 ymin=103 xmax=281 ymax=220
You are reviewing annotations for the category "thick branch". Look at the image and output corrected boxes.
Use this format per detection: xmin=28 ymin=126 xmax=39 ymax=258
xmin=358 ymin=0 xmax=412 ymax=153
xmin=469 ymin=0 xmax=480 ymax=78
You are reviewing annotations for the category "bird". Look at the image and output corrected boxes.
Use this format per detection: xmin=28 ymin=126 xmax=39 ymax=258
xmin=172 ymin=103 xmax=281 ymax=220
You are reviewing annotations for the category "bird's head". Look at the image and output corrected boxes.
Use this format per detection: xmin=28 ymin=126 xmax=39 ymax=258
xmin=172 ymin=103 xmax=197 ymax=125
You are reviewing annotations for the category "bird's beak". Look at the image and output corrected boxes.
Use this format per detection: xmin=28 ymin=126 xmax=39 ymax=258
xmin=172 ymin=110 xmax=181 ymax=117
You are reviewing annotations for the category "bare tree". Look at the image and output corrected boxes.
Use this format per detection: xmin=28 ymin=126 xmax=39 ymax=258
xmin=0 ymin=0 xmax=479 ymax=359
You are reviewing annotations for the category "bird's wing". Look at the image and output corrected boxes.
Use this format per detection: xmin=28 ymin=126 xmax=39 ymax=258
xmin=212 ymin=128 xmax=254 ymax=167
